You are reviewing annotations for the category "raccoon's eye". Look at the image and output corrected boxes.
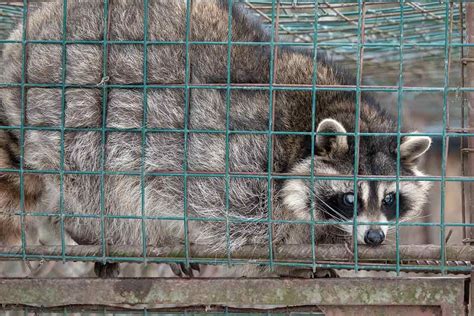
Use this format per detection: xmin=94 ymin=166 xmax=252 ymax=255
xmin=383 ymin=193 xmax=395 ymax=206
xmin=342 ymin=193 xmax=355 ymax=207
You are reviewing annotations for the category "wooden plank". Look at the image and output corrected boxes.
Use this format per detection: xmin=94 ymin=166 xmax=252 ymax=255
xmin=0 ymin=277 xmax=467 ymax=315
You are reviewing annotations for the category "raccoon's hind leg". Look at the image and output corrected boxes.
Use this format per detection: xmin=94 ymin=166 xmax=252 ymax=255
xmin=0 ymin=138 xmax=21 ymax=245
xmin=94 ymin=262 xmax=120 ymax=278
xmin=0 ymin=211 xmax=20 ymax=246
xmin=0 ymin=130 xmax=43 ymax=246
xmin=230 ymin=266 xmax=339 ymax=278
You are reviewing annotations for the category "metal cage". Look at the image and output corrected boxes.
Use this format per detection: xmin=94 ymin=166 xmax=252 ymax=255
xmin=0 ymin=0 xmax=473 ymax=315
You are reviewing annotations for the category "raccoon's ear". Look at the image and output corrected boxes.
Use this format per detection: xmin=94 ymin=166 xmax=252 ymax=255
xmin=400 ymin=135 xmax=431 ymax=163
xmin=316 ymin=118 xmax=348 ymax=156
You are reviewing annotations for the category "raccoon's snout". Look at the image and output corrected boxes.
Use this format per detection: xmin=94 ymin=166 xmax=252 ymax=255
xmin=364 ymin=229 xmax=385 ymax=246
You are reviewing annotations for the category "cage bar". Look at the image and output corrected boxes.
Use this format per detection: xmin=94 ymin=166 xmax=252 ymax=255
xmin=464 ymin=3 xmax=474 ymax=315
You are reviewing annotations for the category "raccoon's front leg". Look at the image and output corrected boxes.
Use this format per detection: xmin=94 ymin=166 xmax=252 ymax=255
xmin=94 ymin=262 xmax=120 ymax=278
xmin=0 ymin=215 xmax=21 ymax=246
xmin=169 ymin=262 xmax=201 ymax=277
xmin=0 ymin=172 xmax=43 ymax=246
xmin=33 ymin=217 xmax=121 ymax=278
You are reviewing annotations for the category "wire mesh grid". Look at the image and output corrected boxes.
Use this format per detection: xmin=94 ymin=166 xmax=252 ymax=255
xmin=245 ymin=1 xmax=464 ymax=57
xmin=0 ymin=3 xmax=22 ymax=40
xmin=0 ymin=0 xmax=472 ymax=277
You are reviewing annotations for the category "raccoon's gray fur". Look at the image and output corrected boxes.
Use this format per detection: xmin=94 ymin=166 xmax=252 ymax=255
xmin=1 ymin=0 xmax=431 ymax=260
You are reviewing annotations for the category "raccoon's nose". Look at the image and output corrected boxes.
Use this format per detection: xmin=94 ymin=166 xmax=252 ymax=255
xmin=364 ymin=229 xmax=385 ymax=246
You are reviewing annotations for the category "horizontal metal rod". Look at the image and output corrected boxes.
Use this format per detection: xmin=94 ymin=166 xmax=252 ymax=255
xmin=1 ymin=82 xmax=474 ymax=91
xmin=1 ymin=244 xmax=474 ymax=262
xmin=0 ymin=277 xmax=467 ymax=312
xmin=0 ymin=38 xmax=471 ymax=47
xmin=0 ymin=167 xmax=473 ymax=182
xmin=0 ymin=211 xmax=467 ymax=227
xmin=0 ymin=125 xmax=471 ymax=138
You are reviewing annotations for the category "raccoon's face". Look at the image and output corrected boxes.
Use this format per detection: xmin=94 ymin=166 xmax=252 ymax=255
xmin=282 ymin=118 xmax=432 ymax=246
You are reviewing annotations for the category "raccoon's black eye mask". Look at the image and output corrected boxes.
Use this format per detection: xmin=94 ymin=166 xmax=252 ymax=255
xmin=382 ymin=193 xmax=409 ymax=220
xmin=321 ymin=192 xmax=360 ymax=220
xmin=321 ymin=191 xmax=407 ymax=221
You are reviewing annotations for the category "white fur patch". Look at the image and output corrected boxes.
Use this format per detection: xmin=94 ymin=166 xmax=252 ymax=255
xmin=381 ymin=171 xmax=431 ymax=219
xmin=282 ymin=179 xmax=308 ymax=220
xmin=359 ymin=182 xmax=369 ymax=207
xmin=282 ymin=157 xmax=342 ymax=220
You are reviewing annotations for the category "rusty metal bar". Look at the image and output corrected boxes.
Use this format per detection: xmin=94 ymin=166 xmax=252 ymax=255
xmin=0 ymin=305 xmax=453 ymax=315
xmin=1 ymin=82 xmax=474 ymax=92
xmin=466 ymin=0 xmax=474 ymax=243
xmin=0 ymin=277 xmax=467 ymax=315
xmin=321 ymin=306 xmax=446 ymax=315
xmin=461 ymin=0 xmax=468 ymax=242
xmin=463 ymin=3 xmax=474 ymax=316
xmin=1 ymin=244 xmax=474 ymax=262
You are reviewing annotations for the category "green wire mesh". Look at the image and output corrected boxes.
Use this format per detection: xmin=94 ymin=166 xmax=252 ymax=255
xmin=243 ymin=1 xmax=466 ymax=130
xmin=0 ymin=3 xmax=22 ymax=40
xmin=244 ymin=1 xmax=463 ymax=55
xmin=0 ymin=0 xmax=472 ymax=276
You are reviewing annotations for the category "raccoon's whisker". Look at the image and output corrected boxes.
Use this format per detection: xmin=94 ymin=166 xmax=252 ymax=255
xmin=320 ymin=226 xmax=351 ymax=238
xmin=320 ymin=212 xmax=350 ymax=230
xmin=315 ymin=212 xmax=352 ymax=234
xmin=394 ymin=214 xmax=430 ymax=222
xmin=327 ymin=232 xmax=351 ymax=238
xmin=313 ymin=195 xmax=350 ymax=222
xmin=405 ymin=214 xmax=430 ymax=222
xmin=386 ymin=214 xmax=430 ymax=232
xmin=314 ymin=209 xmax=341 ymax=223
xmin=315 ymin=206 xmax=351 ymax=229
xmin=306 ymin=206 xmax=349 ymax=233
xmin=322 ymin=218 xmax=349 ymax=233
xmin=303 ymin=188 xmax=351 ymax=224
xmin=307 ymin=190 xmax=343 ymax=216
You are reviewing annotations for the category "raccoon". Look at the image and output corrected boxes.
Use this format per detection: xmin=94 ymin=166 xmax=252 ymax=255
xmin=1 ymin=0 xmax=431 ymax=272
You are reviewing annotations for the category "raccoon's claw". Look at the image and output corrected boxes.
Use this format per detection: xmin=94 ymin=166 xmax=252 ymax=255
xmin=190 ymin=263 xmax=200 ymax=272
xmin=181 ymin=263 xmax=195 ymax=277
xmin=169 ymin=263 xmax=200 ymax=277
xmin=169 ymin=263 xmax=183 ymax=276
xmin=94 ymin=262 xmax=120 ymax=278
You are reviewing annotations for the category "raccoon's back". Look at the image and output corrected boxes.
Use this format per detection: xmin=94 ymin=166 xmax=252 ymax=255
xmin=0 ymin=0 xmax=273 ymax=224
xmin=1 ymin=0 xmax=271 ymax=169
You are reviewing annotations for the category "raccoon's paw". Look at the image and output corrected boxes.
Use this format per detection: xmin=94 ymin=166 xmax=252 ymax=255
xmin=313 ymin=268 xmax=339 ymax=278
xmin=94 ymin=262 xmax=120 ymax=278
xmin=280 ymin=269 xmax=314 ymax=278
xmin=169 ymin=263 xmax=200 ymax=277
xmin=278 ymin=268 xmax=339 ymax=278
